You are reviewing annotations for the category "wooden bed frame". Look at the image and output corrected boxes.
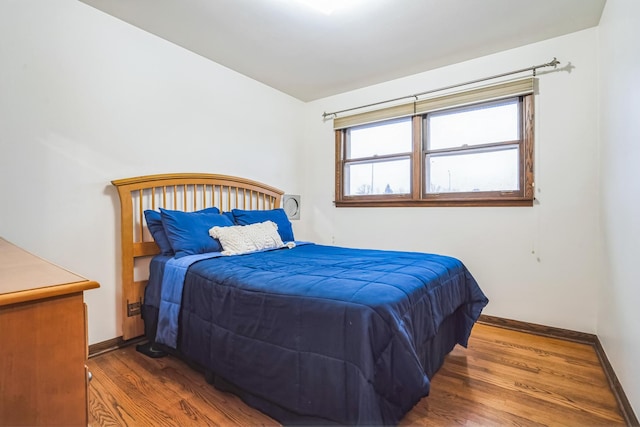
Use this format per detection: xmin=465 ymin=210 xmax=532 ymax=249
xmin=111 ymin=173 xmax=283 ymax=340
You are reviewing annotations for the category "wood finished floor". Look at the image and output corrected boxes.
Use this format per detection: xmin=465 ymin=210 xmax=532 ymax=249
xmin=87 ymin=323 xmax=625 ymax=426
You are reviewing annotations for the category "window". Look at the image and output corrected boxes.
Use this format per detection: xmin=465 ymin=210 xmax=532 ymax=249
xmin=344 ymin=118 xmax=412 ymax=197
xmin=334 ymin=80 xmax=535 ymax=207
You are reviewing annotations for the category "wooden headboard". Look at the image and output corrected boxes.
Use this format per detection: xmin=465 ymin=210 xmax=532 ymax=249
xmin=111 ymin=173 xmax=283 ymax=340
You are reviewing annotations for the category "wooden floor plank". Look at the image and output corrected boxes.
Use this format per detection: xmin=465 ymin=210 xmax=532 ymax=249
xmin=443 ymin=349 xmax=621 ymax=417
xmin=87 ymin=323 xmax=626 ymax=426
xmin=435 ymin=361 xmax=620 ymax=426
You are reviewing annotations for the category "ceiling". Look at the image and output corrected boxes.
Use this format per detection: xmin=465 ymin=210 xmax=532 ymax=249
xmin=79 ymin=0 xmax=606 ymax=102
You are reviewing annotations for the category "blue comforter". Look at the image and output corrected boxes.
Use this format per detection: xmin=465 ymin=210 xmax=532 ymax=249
xmin=150 ymin=244 xmax=488 ymax=425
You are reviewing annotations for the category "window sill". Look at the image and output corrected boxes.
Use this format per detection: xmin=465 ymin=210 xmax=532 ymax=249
xmin=334 ymin=198 xmax=534 ymax=207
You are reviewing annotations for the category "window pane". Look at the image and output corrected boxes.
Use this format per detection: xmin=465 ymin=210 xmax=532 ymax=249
xmin=346 ymin=158 xmax=410 ymax=196
xmin=347 ymin=117 xmax=412 ymax=159
xmin=427 ymin=98 xmax=519 ymax=150
xmin=427 ymin=147 xmax=519 ymax=193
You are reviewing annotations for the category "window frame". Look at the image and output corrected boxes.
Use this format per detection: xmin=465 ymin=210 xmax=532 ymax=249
xmin=341 ymin=116 xmax=414 ymax=200
xmin=334 ymin=94 xmax=534 ymax=207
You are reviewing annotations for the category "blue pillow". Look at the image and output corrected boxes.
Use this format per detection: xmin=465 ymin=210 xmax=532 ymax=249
xmin=232 ymin=208 xmax=295 ymax=242
xmin=160 ymin=207 xmax=233 ymax=258
xmin=221 ymin=211 xmax=236 ymax=224
xmin=144 ymin=210 xmax=174 ymax=256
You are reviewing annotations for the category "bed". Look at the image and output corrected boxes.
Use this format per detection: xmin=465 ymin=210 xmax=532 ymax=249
xmin=111 ymin=173 xmax=488 ymax=425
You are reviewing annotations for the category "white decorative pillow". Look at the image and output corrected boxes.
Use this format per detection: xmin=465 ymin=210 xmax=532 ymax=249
xmin=209 ymin=220 xmax=285 ymax=255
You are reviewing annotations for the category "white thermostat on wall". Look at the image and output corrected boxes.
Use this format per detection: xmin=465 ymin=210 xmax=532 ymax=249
xmin=282 ymin=194 xmax=301 ymax=220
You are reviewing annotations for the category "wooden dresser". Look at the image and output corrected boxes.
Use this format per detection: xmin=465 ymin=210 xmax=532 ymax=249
xmin=0 ymin=238 xmax=99 ymax=426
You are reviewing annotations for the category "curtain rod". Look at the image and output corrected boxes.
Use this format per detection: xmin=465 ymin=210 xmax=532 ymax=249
xmin=322 ymin=57 xmax=560 ymax=119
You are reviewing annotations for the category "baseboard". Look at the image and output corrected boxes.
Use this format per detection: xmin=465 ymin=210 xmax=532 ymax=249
xmin=478 ymin=314 xmax=597 ymax=344
xmin=593 ymin=337 xmax=640 ymax=427
xmin=479 ymin=315 xmax=639 ymax=426
xmin=88 ymin=335 xmax=144 ymax=359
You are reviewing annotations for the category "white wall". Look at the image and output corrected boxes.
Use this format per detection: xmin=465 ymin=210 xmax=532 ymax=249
xmin=300 ymin=29 xmax=601 ymax=334
xmin=597 ymin=0 xmax=640 ymax=416
xmin=0 ymin=1 xmax=304 ymax=344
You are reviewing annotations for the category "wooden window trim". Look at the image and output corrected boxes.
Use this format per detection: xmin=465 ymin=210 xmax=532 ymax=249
xmin=335 ymin=94 xmax=534 ymax=207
